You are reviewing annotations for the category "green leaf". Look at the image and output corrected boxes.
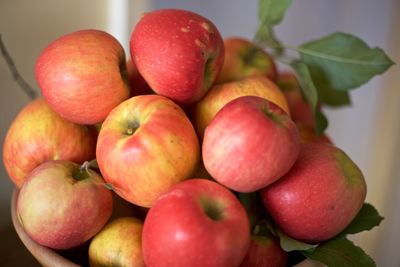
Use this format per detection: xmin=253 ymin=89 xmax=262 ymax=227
xmin=291 ymin=61 xmax=318 ymax=109
xmin=276 ymin=228 xmax=318 ymax=252
xmin=255 ymin=0 xmax=292 ymax=55
xmin=337 ymin=203 xmax=384 ymax=238
xmin=317 ymin=85 xmax=352 ymax=107
xmin=258 ymin=0 xmax=293 ymax=26
xmin=290 ymin=61 xmax=328 ymax=134
xmin=299 ymin=32 xmax=394 ymax=91
xmin=315 ymin=109 xmax=329 ymax=135
xmin=302 ymin=238 xmax=376 ymax=267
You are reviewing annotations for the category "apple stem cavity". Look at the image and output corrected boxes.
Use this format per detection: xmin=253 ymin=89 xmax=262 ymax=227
xmin=203 ymin=56 xmax=215 ymax=89
xmin=199 ymin=197 xmax=223 ymax=221
xmin=125 ymin=120 xmax=140 ymax=136
xmin=262 ymin=105 xmax=285 ymax=127
xmin=242 ymin=47 xmax=260 ymax=67
xmin=73 ymin=161 xmax=92 ymax=181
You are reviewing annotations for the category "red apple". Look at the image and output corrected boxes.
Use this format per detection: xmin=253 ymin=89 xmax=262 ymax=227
xmin=2 ymin=99 xmax=97 ymax=187
xmin=96 ymin=95 xmax=200 ymax=207
xmin=193 ymin=76 xmax=290 ymax=139
xmin=203 ymin=96 xmax=300 ymax=192
xmin=126 ymin=59 xmax=153 ymax=97
xmin=217 ymin=37 xmax=277 ymax=83
xmin=240 ymin=233 xmax=288 ymax=267
xmin=16 ymin=160 xmax=113 ymax=250
xmin=130 ymin=9 xmax=224 ymax=103
xmin=142 ymin=178 xmax=250 ymax=267
xmin=89 ymin=217 xmax=145 ymax=267
xmin=261 ymin=143 xmax=367 ymax=243
xmin=36 ymin=29 xmax=130 ymax=125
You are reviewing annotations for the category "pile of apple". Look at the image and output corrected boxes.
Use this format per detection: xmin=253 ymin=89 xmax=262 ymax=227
xmin=3 ymin=8 xmax=367 ymax=267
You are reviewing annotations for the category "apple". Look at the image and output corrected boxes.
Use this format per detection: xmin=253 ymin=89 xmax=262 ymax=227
xmin=96 ymin=94 xmax=200 ymax=207
xmin=240 ymin=233 xmax=288 ymax=267
xmin=193 ymin=76 xmax=290 ymax=138
xmin=277 ymin=72 xmax=315 ymax=127
xmin=142 ymin=178 xmax=250 ymax=267
xmin=261 ymin=143 xmax=367 ymax=243
xmin=35 ymin=29 xmax=130 ymax=125
xmin=16 ymin=160 xmax=113 ymax=250
xmin=217 ymin=37 xmax=277 ymax=84
xmin=2 ymin=99 xmax=97 ymax=187
xmin=130 ymin=9 xmax=224 ymax=104
xmin=296 ymin=122 xmax=333 ymax=145
xmin=126 ymin=59 xmax=153 ymax=97
xmin=89 ymin=217 xmax=145 ymax=267
xmin=203 ymin=96 xmax=300 ymax=192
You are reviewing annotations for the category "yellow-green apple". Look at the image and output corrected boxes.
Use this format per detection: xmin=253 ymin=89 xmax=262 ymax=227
xmin=240 ymin=233 xmax=288 ymax=267
xmin=16 ymin=160 xmax=113 ymax=250
xmin=203 ymin=96 xmax=300 ymax=192
xmin=277 ymin=72 xmax=315 ymax=127
xmin=261 ymin=143 xmax=367 ymax=243
xmin=35 ymin=29 xmax=130 ymax=125
xmin=126 ymin=59 xmax=153 ymax=97
xmin=130 ymin=9 xmax=224 ymax=104
xmin=217 ymin=37 xmax=277 ymax=83
xmin=89 ymin=217 xmax=145 ymax=267
xmin=142 ymin=178 xmax=250 ymax=267
xmin=193 ymin=76 xmax=290 ymax=138
xmin=96 ymin=95 xmax=200 ymax=207
xmin=2 ymin=99 xmax=97 ymax=187
xmin=296 ymin=123 xmax=333 ymax=145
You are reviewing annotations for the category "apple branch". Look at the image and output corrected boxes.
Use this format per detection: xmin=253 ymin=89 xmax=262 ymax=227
xmin=0 ymin=34 xmax=37 ymax=100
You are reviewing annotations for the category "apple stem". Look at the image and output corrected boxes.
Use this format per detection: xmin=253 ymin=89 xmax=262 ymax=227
xmin=104 ymin=183 xmax=113 ymax=191
xmin=73 ymin=161 xmax=91 ymax=181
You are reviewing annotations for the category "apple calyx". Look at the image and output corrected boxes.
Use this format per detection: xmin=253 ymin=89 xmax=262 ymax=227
xmin=199 ymin=196 xmax=224 ymax=221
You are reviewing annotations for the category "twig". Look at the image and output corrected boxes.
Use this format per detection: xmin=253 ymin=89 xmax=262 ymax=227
xmin=0 ymin=34 xmax=37 ymax=100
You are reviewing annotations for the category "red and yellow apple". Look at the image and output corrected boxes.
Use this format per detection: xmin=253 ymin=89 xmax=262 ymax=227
xmin=16 ymin=160 xmax=113 ymax=250
xmin=130 ymin=9 xmax=224 ymax=104
xmin=36 ymin=29 xmax=130 ymax=125
xmin=2 ymin=99 xmax=97 ymax=187
xmin=217 ymin=37 xmax=277 ymax=83
xmin=142 ymin=178 xmax=250 ymax=267
xmin=89 ymin=217 xmax=145 ymax=267
xmin=193 ymin=75 xmax=290 ymax=138
xmin=203 ymin=96 xmax=300 ymax=192
xmin=261 ymin=143 xmax=367 ymax=243
xmin=96 ymin=95 xmax=200 ymax=207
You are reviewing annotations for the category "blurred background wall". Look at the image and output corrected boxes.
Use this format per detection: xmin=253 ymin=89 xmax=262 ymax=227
xmin=1 ymin=0 xmax=399 ymax=266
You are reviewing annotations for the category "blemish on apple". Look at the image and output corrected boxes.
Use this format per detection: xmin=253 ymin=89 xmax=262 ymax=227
xmin=180 ymin=27 xmax=190 ymax=33
xmin=200 ymin=22 xmax=214 ymax=34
